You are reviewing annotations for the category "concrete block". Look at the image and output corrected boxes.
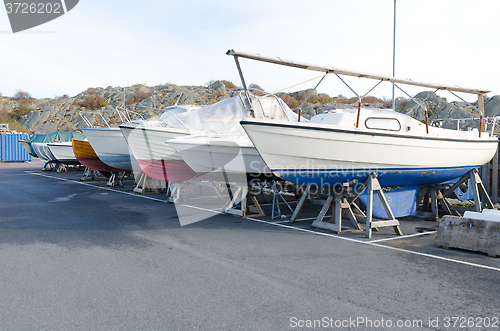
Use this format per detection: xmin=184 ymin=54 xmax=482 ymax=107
xmin=434 ymin=215 xmax=500 ymax=257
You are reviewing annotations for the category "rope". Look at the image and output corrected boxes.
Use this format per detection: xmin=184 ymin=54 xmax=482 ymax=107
xmin=253 ymin=73 xmax=330 ymax=101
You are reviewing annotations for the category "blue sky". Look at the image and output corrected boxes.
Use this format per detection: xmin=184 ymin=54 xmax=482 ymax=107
xmin=1 ymin=0 xmax=499 ymax=102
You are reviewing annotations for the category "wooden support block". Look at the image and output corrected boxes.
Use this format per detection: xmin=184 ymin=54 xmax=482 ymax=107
xmin=224 ymin=186 xmax=265 ymax=218
xmin=290 ymin=184 xmax=311 ymax=222
xmin=365 ymin=173 xmax=402 ymax=239
xmin=310 ymin=195 xmax=361 ymax=234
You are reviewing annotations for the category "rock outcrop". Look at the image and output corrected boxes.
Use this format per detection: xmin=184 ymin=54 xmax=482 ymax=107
xmin=1 ymin=81 xmax=499 ymax=133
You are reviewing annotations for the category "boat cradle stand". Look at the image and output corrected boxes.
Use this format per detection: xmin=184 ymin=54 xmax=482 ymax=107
xmin=166 ymin=181 xmax=226 ymax=203
xmin=42 ymin=161 xmax=57 ymax=171
xmin=133 ymin=171 xmax=167 ymax=195
xmin=290 ymin=174 xmax=403 ymax=239
xmin=419 ymin=168 xmax=494 ymax=219
xmin=107 ymin=172 xmax=131 ymax=187
xmin=223 ymin=184 xmax=265 ymax=218
xmin=80 ymin=167 xmax=101 ymax=181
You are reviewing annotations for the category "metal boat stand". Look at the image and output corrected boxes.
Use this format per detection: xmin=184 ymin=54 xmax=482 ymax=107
xmin=107 ymin=172 xmax=130 ymax=187
xmin=223 ymin=184 xmax=265 ymax=218
xmin=56 ymin=163 xmax=67 ymax=173
xmin=270 ymin=181 xmax=294 ymax=219
xmin=133 ymin=171 xmax=167 ymax=194
xmin=166 ymin=181 xmax=183 ymax=203
xmin=42 ymin=161 xmax=56 ymax=171
xmin=80 ymin=167 xmax=101 ymax=181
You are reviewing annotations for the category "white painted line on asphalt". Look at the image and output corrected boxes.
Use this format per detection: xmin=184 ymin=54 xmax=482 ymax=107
xmin=369 ymin=231 xmax=437 ymax=243
xmin=243 ymin=216 xmax=500 ymax=272
xmin=269 ymin=220 xmax=291 ymax=224
xmin=28 ymin=172 xmax=167 ymax=203
xmin=29 ymin=171 xmax=500 ymax=273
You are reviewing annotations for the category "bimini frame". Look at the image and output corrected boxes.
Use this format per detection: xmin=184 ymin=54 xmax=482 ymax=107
xmin=226 ymin=49 xmax=491 ymax=136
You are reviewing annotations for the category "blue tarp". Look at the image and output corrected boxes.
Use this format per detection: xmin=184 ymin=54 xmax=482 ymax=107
xmin=359 ymin=186 xmax=419 ymax=218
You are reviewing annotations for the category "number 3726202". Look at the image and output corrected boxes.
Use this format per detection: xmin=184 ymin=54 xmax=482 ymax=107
xmin=5 ymin=2 xmax=62 ymax=14
xmin=444 ymin=316 xmax=499 ymax=328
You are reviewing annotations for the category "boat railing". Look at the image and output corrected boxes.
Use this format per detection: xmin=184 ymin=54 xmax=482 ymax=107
xmin=79 ymin=108 xmax=128 ymax=128
xmin=430 ymin=116 xmax=500 ymax=135
xmin=239 ymin=89 xmax=292 ymax=121
xmin=227 ymin=49 xmax=491 ymax=136
xmin=160 ymin=110 xmax=190 ymax=130
xmin=128 ymin=105 xmax=190 ymax=129
xmin=116 ymin=106 xmax=149 ymax=124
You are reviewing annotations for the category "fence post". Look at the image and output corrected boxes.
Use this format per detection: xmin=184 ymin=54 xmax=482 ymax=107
xmin=493 ymin=144 xmax=499 ymax=204
xmin=481 ymin=162 xmax=491 ymax=195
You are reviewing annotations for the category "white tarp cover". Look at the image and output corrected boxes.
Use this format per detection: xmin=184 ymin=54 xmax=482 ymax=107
xmin=161 ymin=96 xmax=298 ymax=135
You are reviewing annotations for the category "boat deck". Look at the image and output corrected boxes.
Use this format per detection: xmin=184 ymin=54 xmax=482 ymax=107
xmin=1 ymin=160 xmax=499 ymax=330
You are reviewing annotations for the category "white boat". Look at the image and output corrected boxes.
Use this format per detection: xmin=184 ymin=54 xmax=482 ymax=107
xmin=31 ymin=142 xmax=57 ymax=163
xmin=47 ymin=141 xmax=79 ymax=165
xmin=81 ymin=127 xmax=136 ymax=171
xmin=163 ymin=95 xmax=300 ymax=181
xmin=80 ymin=106 xmax=199 ymax=174
xmin=227 ymin=49 xmax=499 ymax=188
xmin=166 ymin=134 xmax=272 ymax=182
xmin=119 ymin=105 xmax=202 ymax=181
xmin=242 ymin=107 xmax=498 ymax=188
xmin=122 ymin=97 xmax=298 ymax=182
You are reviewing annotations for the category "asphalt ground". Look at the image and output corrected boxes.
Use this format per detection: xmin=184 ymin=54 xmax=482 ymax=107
xmin=1 ymin=160 xmax=499 ymax=331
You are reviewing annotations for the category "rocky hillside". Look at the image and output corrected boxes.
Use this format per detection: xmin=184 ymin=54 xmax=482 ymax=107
xmin=2 ymin=81 xmax=500 ymax=133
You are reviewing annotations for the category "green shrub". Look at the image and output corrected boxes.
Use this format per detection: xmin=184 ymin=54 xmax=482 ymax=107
xmin=126 ymin=90 xmax=149 ymax=105
xmin=11 ymin=103 xmax=34 ymax=120
xmin=79 ymin=95 xmax=107 ymax=110
xmin=12 ymin=90 xmax=34 ymax=120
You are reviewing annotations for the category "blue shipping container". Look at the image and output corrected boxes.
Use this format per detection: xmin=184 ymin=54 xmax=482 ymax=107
xmin=0 ymin=133 xmax=33 ymax=162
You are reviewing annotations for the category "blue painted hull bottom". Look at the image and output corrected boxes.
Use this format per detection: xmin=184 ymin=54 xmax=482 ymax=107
xmin=99 ymin=155 xmax=133 ymax=172
xmin=273 ymin=165 xmax=478 ymax=188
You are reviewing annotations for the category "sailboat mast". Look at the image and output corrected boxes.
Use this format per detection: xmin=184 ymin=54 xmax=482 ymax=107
xmin=478 ymin=93 xmax=485 ymax=137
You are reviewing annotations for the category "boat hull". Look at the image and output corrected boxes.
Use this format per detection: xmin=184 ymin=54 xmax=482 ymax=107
xmin=19 ymin=140 xmax=36 ymax=157
xmin=72 ymin=139 xmax=127 ymax=172
xmin=47 ymin=142 xmax=79 ymax=165
xmin=31 ymin=142 xmax=57 ymax=163
xmin=120 ymin=124 xmax=197 ymax=181
xmin=167 ymin=135 xmax=273 ymax=183
xmin=81 ymin=128 xmax=136 ymax=171
xmin=241 ymin=120 xmax=499 ymax=188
